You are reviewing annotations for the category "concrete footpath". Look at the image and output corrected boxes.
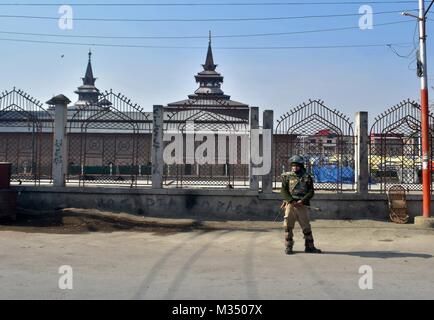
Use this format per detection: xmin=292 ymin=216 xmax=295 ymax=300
xmin=0 ymin=210 xmax=433 ymax=300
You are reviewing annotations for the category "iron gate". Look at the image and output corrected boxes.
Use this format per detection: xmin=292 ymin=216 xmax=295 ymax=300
xmin=274 ymin=99 xmax=356 ymax=192
xmin=0 ymin=88 xmax=53 ymax=185
xmin=369 ymin=100 xmax=434 ymax=193
xmin=163 ymin=98 xmax=250 ymax=188
xmin=67 ymin=90 xmax=152 ymax=187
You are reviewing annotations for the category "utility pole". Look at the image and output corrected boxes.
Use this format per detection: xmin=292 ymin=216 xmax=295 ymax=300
xmin=417 ymin=0 xmax=431 ymax=219
xmin=403 ymin=1 xmax=434 ymax=226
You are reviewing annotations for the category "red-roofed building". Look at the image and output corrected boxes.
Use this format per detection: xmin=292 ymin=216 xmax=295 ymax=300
xmin=302 ymin=129 xmax=339 ymax=156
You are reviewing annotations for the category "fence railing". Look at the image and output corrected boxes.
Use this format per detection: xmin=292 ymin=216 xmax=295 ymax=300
xmin=66 ymin=90 xmax=152 ymax=187
xmin=161 ymin=98 xmax=250 ymax=189
xmin=0 ymin=88 xmax=53 ymax=185
xmin=274 ymin=99 xmax=356 ymax=193
xmin=1 ymin=89 xmax=433 ymax=194
xmin=369 ymin=100 xmax=434 ymax=194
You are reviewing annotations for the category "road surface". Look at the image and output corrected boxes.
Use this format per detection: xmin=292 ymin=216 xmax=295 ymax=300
xmin=0 ymin=209 xmax=433 ymax=300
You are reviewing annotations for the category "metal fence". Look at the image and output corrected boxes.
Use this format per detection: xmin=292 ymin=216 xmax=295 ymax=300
xmin=274 ymin=99 xmax=356 ymax=192
xmin=66 ymin=90 xmax=152 ymax=187
xmin=0 ymin=88 xmax=53 ymax=185
xmin=163 ymin=98 xmax=250 ymax=188
xmin=369 ymin=100 xmax=434 ymax=193
xmin=3 ymin=87 xmax=434 ymax=193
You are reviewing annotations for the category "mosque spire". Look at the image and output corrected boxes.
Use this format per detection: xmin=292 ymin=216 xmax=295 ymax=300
xmin=83 ymin=49 xmax=96 ymax=86
xmin=203 ymin=31 xmax=217 ymax=72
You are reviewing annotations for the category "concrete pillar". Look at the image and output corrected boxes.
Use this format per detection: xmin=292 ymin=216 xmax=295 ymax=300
xmin=47 ymin=94 xmax=70 ymax=187
xmin=262 ymin=110 xmax=274 ymax=194
xmin=355 ymin=112 xmax=369 ymax=194
xmin=249 ymin=107 xmax=259 ymax=191
xmin=152 ymin=105 xmax=164 ymax=189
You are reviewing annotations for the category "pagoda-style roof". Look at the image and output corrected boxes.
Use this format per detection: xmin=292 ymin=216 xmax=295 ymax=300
xmin=167 ymin=33 xmax=249 ymax=110
xmin=168 ymin=97 xmax=247 ymax=109
xmin=73 ymin=50 xmax=100 ymax=108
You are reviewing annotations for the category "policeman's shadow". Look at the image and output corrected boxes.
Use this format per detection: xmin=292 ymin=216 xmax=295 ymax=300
xmin=322 ymin=251 xmax=433 ymax=259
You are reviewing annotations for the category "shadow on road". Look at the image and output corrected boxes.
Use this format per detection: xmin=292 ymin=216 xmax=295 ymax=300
xmin=323 ymin=251 xmax=433 ymax=259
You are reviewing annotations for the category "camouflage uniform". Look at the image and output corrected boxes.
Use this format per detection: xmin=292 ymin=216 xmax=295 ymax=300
xmin=281 ymin=156 xmax=321 ymax=254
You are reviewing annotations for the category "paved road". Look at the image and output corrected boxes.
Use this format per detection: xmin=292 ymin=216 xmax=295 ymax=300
xmin=0 ymin=219 xmax=433 ymax=300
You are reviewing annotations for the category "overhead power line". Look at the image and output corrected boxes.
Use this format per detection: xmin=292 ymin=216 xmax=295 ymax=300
xmin=387 ymin=20 xmax=418 ymax=59
xmin=0 ymin=9 xmax=417 ymax=23
xmin=0 ymin=1 xmax=422 ymax=7
xmin=0 ymin=20 xmax=413 ymax=40
xmin=0 ymin=37 xmax=412 ymax=49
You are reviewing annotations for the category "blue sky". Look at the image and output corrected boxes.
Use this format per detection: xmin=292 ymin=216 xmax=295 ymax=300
xmin=0 ymin=0 xmax=432 ymax=123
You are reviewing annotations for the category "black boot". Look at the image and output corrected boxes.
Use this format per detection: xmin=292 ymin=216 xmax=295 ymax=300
xmin=305 ymin=239 xmax=322 ymax=253
xmin=285 ymin=246 xmax=294 ymax=255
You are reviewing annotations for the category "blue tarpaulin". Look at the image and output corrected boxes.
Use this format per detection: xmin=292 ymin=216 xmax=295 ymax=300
xmin=312 ymin=165 xmax=355 ymax=184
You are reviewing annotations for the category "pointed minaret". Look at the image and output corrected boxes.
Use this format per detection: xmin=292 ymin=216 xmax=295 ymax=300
xmin=191 ymin=31 xmax=229 ymax=99
xmin=83 ymin=50 xmax=96 ymax=86
xmin=203 ymin=31 xmax=217 ymax=71
xmin=74 ymin=50 xmax=100 ymax=108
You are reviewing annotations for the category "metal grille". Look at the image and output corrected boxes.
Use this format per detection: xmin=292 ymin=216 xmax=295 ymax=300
xmin=369 ymin=100 xmax=434 ymax=193
xmin=163 ymin=98 xmax=250 ymax=188
xmin=67 ymin=90 xmax=152 ymax=187
xmin=274 ymin=99 xmax=356 ymax=192
xmin=0 ymin=88 xmax=53 ymax=185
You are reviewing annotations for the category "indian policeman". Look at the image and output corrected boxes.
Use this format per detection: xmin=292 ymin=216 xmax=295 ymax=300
xmin=281 ymin=155 xmax=322 ymax=255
